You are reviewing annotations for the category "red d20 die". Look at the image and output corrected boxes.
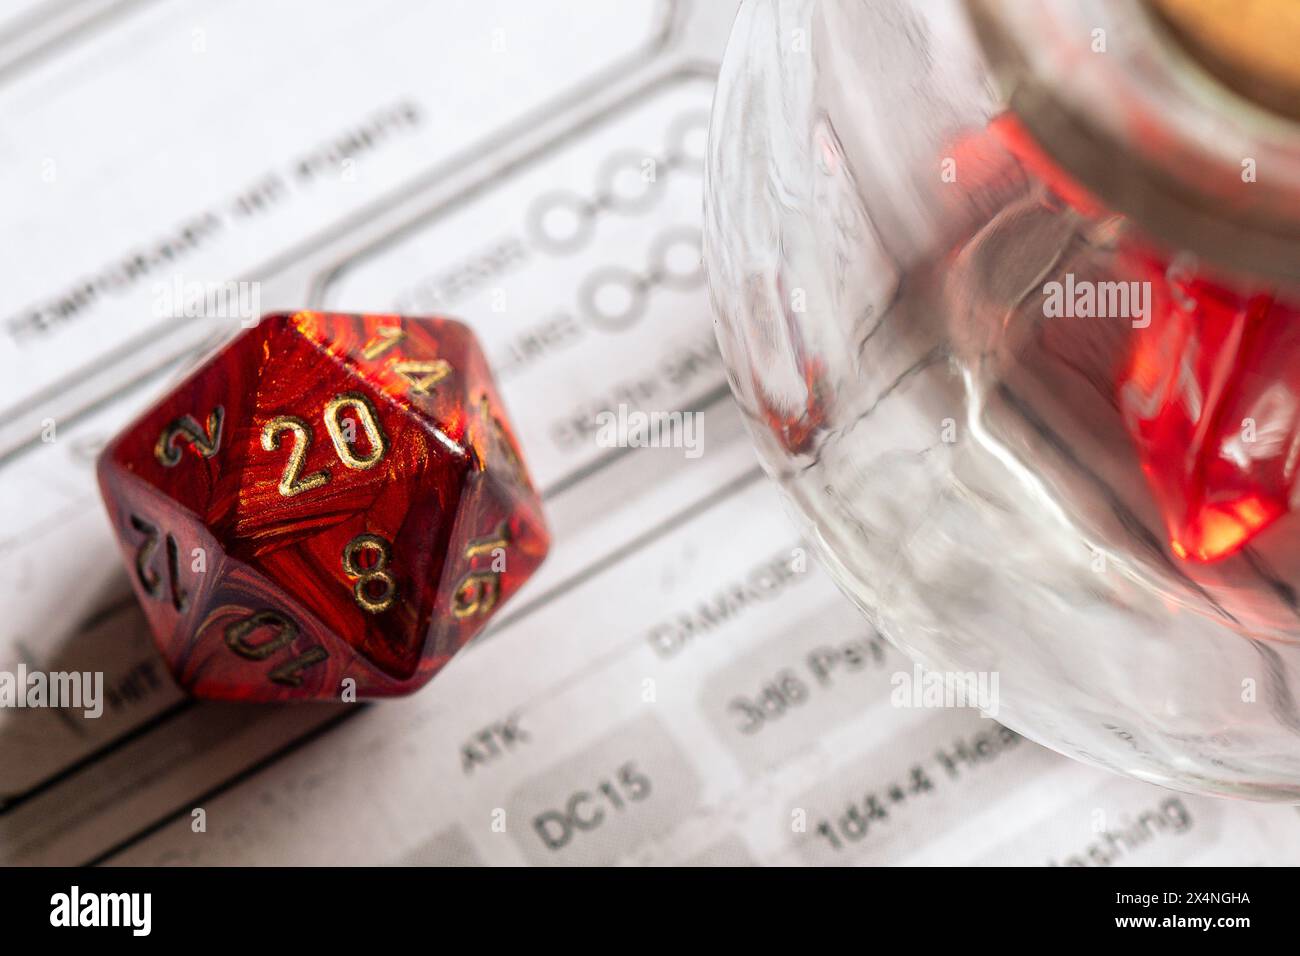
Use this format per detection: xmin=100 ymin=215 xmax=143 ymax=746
xmin=97 ymin=312 xmax=549 ymax=700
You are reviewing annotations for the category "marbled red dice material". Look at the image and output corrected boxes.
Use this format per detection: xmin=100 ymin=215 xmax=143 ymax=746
xmin=97 ymin=312 xmax=549 ymax=700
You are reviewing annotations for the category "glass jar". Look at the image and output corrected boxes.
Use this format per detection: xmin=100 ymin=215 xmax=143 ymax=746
xmin=703 ymin=0 xmax=1300 ymax=798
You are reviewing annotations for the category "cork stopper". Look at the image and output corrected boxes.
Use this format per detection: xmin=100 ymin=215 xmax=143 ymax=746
xmin=1149 ymin=0 xmax=1300 ymax=119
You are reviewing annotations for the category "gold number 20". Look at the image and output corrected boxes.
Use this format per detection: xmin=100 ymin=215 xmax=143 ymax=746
xmin=261 ymin=392 xmax=388 ymax=498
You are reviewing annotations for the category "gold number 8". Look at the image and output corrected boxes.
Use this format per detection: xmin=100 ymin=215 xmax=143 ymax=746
xmin=342 ymin=533 xmax=397 ymax=613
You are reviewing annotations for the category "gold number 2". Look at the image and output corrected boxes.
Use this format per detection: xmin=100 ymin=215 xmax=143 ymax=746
xmin=261 ymin=417 xmax=329 ymax=497
xmin=155 ymin=407 xmax=224 ymax=467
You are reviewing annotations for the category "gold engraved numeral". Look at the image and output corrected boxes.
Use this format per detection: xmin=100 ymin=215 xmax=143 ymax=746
xmin=342 ymin=532 xmax=397 ymax=614
xmin=393 ymin=359 xmax=452 ymax=396
xmin=129 ymin=514 xmax=162 ymax=598
xmin=268 ymin=646 xmax=329 ymax=687
xmin=261 ymin=393 xmax=388 ymax=498
xmin=224 ymin=609 xmax=328 ymax=687
xmin=361 ymin=322 xmax=454 ymax=396
xmin=465 ymin=520 xmax=510 ymax=558
xmin=163 ymin=533 xmax=188 ymax=612
xmin=451 ymin=521 xmax=512 ymax=619
xmin=128 ymin=514 xmax=188 ymax=611
xmin=361 ymin=325 xmax=405 ymax=360
xmin=451 ymin=571 xmax=500 ymax=619
xmin=324 ymin=392 xmax=388 ymax=470
xmin=476 ymin=393 xmax=525 ymax=480
xmin=225 ymin=610 xmax=297 ymax=660
xmin=155 ymin=406 xmax=224 ymax=467
xmin=261 ymin=416 xmax=329 ymax=497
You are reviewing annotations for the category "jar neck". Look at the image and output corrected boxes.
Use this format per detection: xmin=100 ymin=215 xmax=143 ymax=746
xmin=966 ymin=0 xmax=1300 ymax=286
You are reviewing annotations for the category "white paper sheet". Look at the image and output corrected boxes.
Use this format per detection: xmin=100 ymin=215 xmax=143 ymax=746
xmin=1 ymin=0 xmax=1297 ymax=867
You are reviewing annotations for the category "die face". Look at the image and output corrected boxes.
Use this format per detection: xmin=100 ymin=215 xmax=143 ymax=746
xmin=424 ymin=339 xmax=550 ymax=666
xmin=176 ymin=565 xmax=355 ymax=701
xmin=292 ymin=312 xmax=476 ymax=440
xmin=98 ymin=311 xmax=548 ymax=700
xmin=227 ymin=317 xmax=468 ymax=681
xmin=423 ymin=469 xmax=549 ymax=669
xmin=292 ymin=311 xmax=550 ymax=663
xmin=98 ymin=465 xmax=230 ymax=656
